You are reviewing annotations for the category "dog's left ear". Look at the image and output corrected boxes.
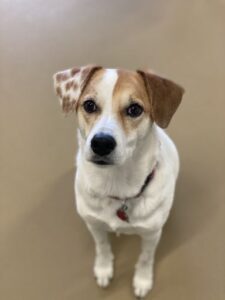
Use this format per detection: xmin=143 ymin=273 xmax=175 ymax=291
xmin=137 ymin=70 xmax=185 ymax=128
xmin=53 ymin=65 xmax=101 ymax=113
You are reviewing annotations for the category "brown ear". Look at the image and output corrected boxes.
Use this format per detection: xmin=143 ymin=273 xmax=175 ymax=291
xmin=53 ymin=65 xmax=101 ymax=113
xmin=137 ymin=70 xmax=185 ymax=128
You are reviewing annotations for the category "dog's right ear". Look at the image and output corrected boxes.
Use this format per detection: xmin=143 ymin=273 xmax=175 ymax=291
xmin=53 ymin=65 xmax=101 ymax=113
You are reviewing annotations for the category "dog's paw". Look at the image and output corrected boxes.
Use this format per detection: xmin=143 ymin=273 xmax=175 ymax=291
xmin=94 ymin=263 xmax=113 ymax=288
xmin=133 ymin=272 xmax=153 ymax=298
xmin=94 ymin=254 xmax=114 ymax=288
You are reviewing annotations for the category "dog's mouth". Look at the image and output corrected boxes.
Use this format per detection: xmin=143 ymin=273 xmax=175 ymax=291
xmin=90 ymin=156 xmax=114 ymax=166
xmin=93 ymin=160 xmax=112 ymax=165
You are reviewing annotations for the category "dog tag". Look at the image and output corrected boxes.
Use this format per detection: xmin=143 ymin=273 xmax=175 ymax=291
xmin=116 ymin=203 xmax=129 ymax=222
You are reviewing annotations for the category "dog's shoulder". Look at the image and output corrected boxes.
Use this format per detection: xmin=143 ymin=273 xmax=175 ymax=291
xmin=156 ymin=126 xmax=179 ymax=176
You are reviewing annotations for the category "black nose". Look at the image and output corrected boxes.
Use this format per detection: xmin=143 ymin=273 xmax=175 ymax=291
xmin=91 ymin=133 xmax=116 ymax=156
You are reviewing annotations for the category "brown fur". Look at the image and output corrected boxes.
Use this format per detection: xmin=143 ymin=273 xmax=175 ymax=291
xmin=77 ymin=69 xmax=105 ymax=135
xmin=79 ymin=66 xmax=102 ymax=94
xmin=137 ymin=70 xmax=184 ymax=128
xmin=78 ymin=68 xmax=106 ymax=106
xmin=73 ymin=82 xmax=78 ymax=90
xmin=77 ymin=68 xmax=152 ymax=135
xmin=56 ymin=86 xmax=62 ymax=97
xmin=112 ymin=69 xmax=150 ymax=133
xmin=55 ymin=65 xmax=101 ymax=114
xmin=59 ymin=67 xmax=184 ymax=136
xmin=62 ymin=96 xmax=72 ymax=113
xmin=56 ymin=73 xmax=69 ymax=82
xmin=71 ymin=67 xmax=80 ymax=76
xmin=65 ymin=80 xmax=73 ymax=91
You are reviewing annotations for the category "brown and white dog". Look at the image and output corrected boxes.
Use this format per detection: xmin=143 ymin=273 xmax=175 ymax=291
xmin=53 ymin=65 xmax=184 ymax=298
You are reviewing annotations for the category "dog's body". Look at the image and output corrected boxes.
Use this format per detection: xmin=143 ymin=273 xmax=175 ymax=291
xmin=53 ymin=66 xmax=184 ymax=298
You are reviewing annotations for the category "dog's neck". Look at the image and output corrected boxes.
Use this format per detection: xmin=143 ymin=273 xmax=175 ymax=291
xmin=77 ymin=125 xmax=160 ymax=199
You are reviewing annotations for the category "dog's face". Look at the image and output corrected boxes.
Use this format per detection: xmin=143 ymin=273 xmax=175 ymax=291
xmin=77 ymin=68 xmax=152 ymax=166
xmin=53 ymin=65 xmax=184 ymax=166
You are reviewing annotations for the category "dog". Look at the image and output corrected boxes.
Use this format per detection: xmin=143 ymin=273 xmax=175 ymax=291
xmin=53 ymin=65 xmax=184 ymax=298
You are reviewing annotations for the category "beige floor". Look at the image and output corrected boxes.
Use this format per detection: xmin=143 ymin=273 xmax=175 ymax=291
xmin=1 ymin=1 xmax=225 ymax=299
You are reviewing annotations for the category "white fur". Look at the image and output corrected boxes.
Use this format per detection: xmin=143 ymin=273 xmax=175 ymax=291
xmin=74 ymin=70 xmax=180 ymax=298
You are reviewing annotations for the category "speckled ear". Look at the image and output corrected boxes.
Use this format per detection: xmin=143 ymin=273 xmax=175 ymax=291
xmin=53 ymin=65 xmax=101 ymax=113
xmin=137 ymin=70 xmax=185 ymax=128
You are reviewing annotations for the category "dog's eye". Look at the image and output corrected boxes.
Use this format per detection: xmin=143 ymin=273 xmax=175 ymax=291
xmin=83 ymin=99 xmax=98 ymax=113
xmin=126 ymin=103 xmax=143 ymax=118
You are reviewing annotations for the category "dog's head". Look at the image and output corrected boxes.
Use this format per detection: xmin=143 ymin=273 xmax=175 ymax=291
xmin=53 ymin=65 xmax=184 ymax=166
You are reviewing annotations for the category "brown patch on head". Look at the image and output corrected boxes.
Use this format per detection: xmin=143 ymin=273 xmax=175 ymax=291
xmin=79 ymin=66 xmax=102 ymax=93
xmin=79 ymin=68 xmax=106 ymax=98
xmin=112 ymin=69 xmax=150 ymax=133
xmin=76 ymin=68 xmax=106 ymax=136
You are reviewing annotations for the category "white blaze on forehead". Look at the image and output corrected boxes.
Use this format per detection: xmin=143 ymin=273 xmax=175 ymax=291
xmin=95 ymin=69 xmax=118 ymax=114
xmin=89 ymin=69 xmax=119 ymax=136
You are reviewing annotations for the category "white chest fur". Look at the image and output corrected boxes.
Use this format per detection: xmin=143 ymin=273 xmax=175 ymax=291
xmin=75 ymin=126 xmax=179 ymax=235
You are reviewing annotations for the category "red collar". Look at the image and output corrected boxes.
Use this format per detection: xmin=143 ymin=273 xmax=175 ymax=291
xmin=109 ymin=163 xmax=157 ymax=201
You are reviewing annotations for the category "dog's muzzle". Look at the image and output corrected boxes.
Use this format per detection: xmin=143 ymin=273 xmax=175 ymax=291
xmin=90 ymin=133 xmax=116 ymax=165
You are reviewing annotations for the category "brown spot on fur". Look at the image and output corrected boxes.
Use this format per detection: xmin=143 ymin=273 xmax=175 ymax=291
xmin=62 ymin=96 xmax=70 ymax=112
xmin=71 ymin=67 xmax=80 ymax=76
xmin=69 ymin=99 xmax=76 ymax=112
xmin=65 ymin=80 xmax=73 ymax=91
xmin=63 ymin=100 xmax=76 ymax=113
xmin=56 ymin=86 xmax=62 ymax=97
xmin=56 ymin=73 xmax=69 ymax=82
xmin=73 ymin=82 xmax=78 ymax=90
xmin=55 ymin=65 xmax=101 ymax=114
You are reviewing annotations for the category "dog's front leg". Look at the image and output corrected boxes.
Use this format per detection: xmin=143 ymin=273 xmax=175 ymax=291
xmin=133 ymin=229 xmax=162 ymax=298
xmin=86 ymin=222 xmax=114 ymax=288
